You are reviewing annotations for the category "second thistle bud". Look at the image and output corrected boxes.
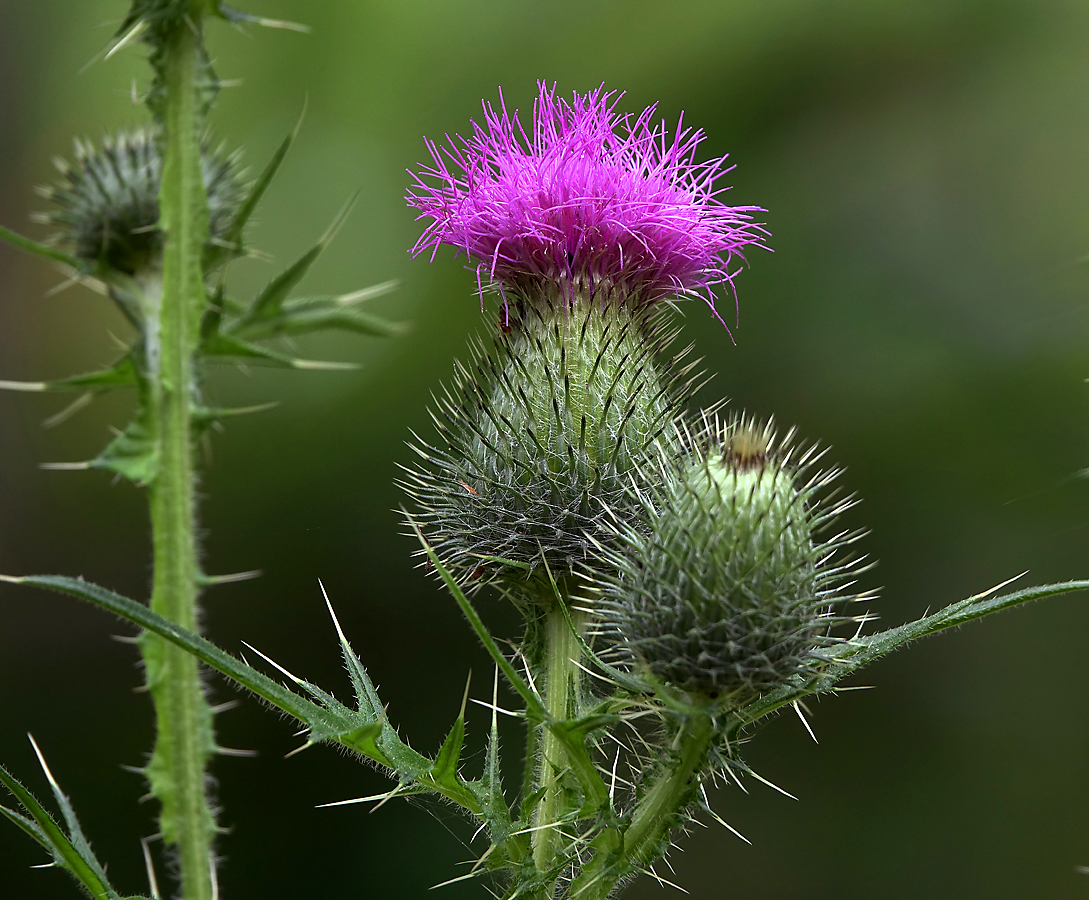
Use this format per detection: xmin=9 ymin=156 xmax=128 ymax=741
xmin=602 ymin=416 xmax=866 ymax=707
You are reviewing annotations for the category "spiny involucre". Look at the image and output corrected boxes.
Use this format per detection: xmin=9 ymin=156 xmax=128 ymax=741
xmin=37 ymin=130 xmax=242 ymax=276
xmin=401 ymin=297 xmax=694 ymax=593
xmin=599 ymin=415 xmax=871 ymax=707
xmin=407 ymin=81 xmax=766 ymax=323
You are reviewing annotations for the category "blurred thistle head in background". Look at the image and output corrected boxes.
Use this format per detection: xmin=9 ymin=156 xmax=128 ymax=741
xmin=35 ymin=130 xmax=243 ymax=277
xmin=406 ymin=81 xmax=767 ymax=325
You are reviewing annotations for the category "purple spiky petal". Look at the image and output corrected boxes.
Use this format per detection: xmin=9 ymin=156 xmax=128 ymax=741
xmin=407 ymin=83 xmax=768 ymax=324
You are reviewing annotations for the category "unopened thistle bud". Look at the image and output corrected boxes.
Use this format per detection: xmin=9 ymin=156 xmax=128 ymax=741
xmin=403 ymin=84 xmax=766 ymax=596
xmin=601 ymin=415 xmax=869 ymax=706
xmin=36 ymin=130 xmax=242 ymax=276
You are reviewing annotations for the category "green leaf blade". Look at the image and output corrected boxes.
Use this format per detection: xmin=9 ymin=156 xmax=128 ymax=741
xmin=234 ymin=194 xmax=357 ymax=326
xmin=726 ymin=578 xmax=1089 ymax=737
xmin=0 ymin=224 xmax=82 ymax=269
xmin=2 ymin=575 xmax=336 ymax=735
xmin=217 ymin=106 xmax=303 ymax=260
xmin=0 ymin=764 xmax=115 ymax=900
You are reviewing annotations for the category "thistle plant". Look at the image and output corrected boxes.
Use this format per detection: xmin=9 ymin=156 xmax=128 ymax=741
xmin=1 ymin=15 xmax=1087 ymax=900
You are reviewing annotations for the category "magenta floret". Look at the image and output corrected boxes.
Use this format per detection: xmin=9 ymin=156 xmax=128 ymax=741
xmin=407 ymin=82 xmax=767 ymax=322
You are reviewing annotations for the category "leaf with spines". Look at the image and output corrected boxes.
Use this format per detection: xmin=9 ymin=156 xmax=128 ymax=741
xmin=0 ymin=739 xmax=149 ymax=900
xmin=232 ymin=195 xmax=358 ymax=329
xmin=721 ymin=575 xmax=1089 ymax=742
xmin=201 ymin=333 xmax=359 ymax=370
xmin=0 ymin=356 xmax=138 ymax=395
xmin=430 ymin=676 xmax=472 ymax=795
xmin=191 ymin=402 xmax=279 ymax=435
xmin=1 ymin=575 xmax=495 ymax=829
xmin=0 ymin=223 xmax=83 ymax=270
xmin=214 ymin=4 xmax=310 ymax=32
xmin=92 ymin=404 xmax=157 ymax=486
xmin=231 ymin=282 xmax=405 ymax=341
xmin=207 ymin=106 xmax=305 ymax=270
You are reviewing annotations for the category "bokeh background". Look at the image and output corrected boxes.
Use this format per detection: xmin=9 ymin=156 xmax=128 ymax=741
xmin=1 ymin=1 xmax=1088 ymax=898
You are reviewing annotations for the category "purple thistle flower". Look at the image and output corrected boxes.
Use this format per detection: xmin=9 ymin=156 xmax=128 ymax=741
xmin=407 ymin=82 xmax=767 ymax=325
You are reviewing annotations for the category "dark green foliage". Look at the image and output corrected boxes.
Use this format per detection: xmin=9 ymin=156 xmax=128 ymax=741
xmin=601 ymin=415 xmax=868 ymax=706
xmin=402 ymin=291 xmax=697 ymax=595
xmin=37 ymin=131 xmax=243 ymax=277
xmin=12 ymin=559 xmax=1086 ymax=900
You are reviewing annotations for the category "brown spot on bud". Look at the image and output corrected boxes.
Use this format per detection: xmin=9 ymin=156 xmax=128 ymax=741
xmin=725 ymin=425 xmax=769 ymax=471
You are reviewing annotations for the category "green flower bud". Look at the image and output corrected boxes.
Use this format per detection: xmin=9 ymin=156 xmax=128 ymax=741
xmin=601 ymin=415 xmax=868 ymax=706
xmin=402 ymin=291 xmax=691 ymax=600
xmin=35 ymin=130 xmax=242 ymax=275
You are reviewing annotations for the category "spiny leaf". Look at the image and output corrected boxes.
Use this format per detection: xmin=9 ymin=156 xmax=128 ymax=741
xmin=0 ymin=805 xmax=51 ymax=854
xmin=212 ymin=104 xmax=305 ymax=267
xmin=462 ymin=671 xmax=517 ymax=848
xmin=482 ymin=669 xmax=503 ymax=797
xmin=1 ymin=574 xmax=350 ymax=742
xmin=3 ymin=575 xmax=491 ymax=821
xmin=201 ymin=333 xmax=358 ymax=370
xmin=234 ymin=193 xmax=358 ymax=327
xmin=318 ymin=582 xmax=386 ymax=722
xmin=293 ymin=280 xmax=399 ymax=309
xmin=232 ymin=280 xmax=402 ymax=340
xmin=93 ymin=413 xmax=157 ymax=485
xmin=430 ymin=676 xmax=471 ymax=793
xmin=232 ymin=304 xmax=406 ymax=341
xmin=725 ymin=577 xmax=1089 ymax=739
xmin=26 ymin=736 xmax=114 ymax=891
xmin=0 ymin=761 xmax=120 ymax=900
xmin=0 ymin=356 xmax=139 ymax=396
xmin=215 ymin=4 xmax=310 ymax=32
xmin=0 ymin=224 xmax=83 ymax=269
xmin=191 ymin=402 xmax=279 ymax=428
xmin=544 ymin=719 xmax=610 ymax=814
xmin=338 ymin=724 xmax=387 ymax=765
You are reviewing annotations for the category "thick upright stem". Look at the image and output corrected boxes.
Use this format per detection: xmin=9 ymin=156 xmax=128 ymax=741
xmin=531 ymin=599 xmax=586 ymax=881
xmin=141 ymin=8 xmax=216 ymax=900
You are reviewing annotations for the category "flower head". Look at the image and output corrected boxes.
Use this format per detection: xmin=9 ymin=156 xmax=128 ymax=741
xmin=407 ymin=83 xmax=766 ymax=323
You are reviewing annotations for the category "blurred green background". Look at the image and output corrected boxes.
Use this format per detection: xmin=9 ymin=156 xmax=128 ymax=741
xmin=1 ymin=1 xmax=1088 ymax=898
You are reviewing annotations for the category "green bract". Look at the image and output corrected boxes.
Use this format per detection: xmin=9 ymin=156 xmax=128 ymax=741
xmin=403 ymin=292 xmax=694 ymax=599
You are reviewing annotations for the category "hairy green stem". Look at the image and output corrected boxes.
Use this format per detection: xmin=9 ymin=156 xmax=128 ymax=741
xmin=532 ymin=599 xmax=587 ymax=882
xmin=623 ymin=713 xmax=712 ymax=863
xmin=141 ymin=8 xmax=216 ymax=900
xmin=571 ymin=712 xmax=713 ymax=900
